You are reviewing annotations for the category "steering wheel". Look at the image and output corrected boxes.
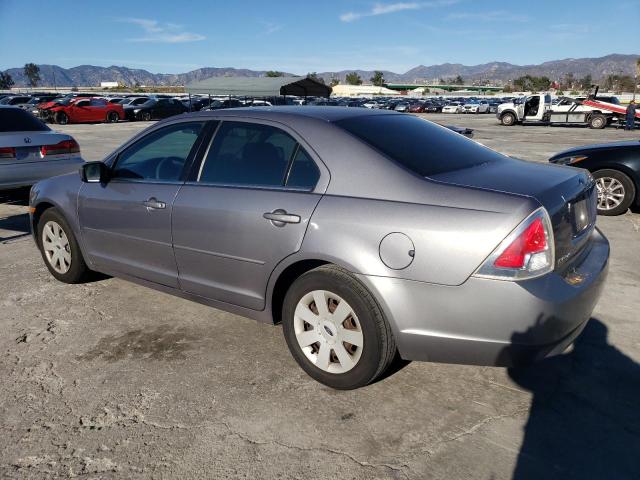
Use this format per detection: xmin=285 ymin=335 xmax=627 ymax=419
xmin=155 ymin=156 xmax=184 ymax=180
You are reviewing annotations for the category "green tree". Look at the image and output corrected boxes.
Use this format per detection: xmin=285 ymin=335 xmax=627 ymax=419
xmin=329 ymin=76 xmax=340 ymax=87
xmin=370 ymin=71 xmax=385 ymax=86
xmin=23 ymin=63 xmax=41 ymax=88
xmin=306 ymin=72 xmax=325 ymax=84
xmin=345 ymin=72 xmax=362 ymax=85
xmin=601 ymin=74 xmax=635 ymax=93
xmin=513 ymin=75 xmax=551 ymax=92
xmin=265 ymin=70 xmax=284 ymax=77
xmin=578 ymin=74 xmax=592 ymax=90
xmin=453 ymin=75 xmax=464 ymax=85
xmin=561 ymin=72 xmax=575 ymax=90
xmin=0 ymin=72 xmax=14 ymax=89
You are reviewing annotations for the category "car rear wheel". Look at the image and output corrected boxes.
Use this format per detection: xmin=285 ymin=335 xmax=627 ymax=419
xmin=38 ymin=208 xmax=90 ymax=283
xmin=593 ymin=169 xmax=635 ymax=216
xmin=589 ymin=114 xmax=606 ymax=129
xmin=282 ymin=265 xmax=397 ymax=390
xmin=55 ymin=112 xmax=69 ymax=125
xmin=106 ymin=111 xmax=119 ymax=123
xmin=141 ymin=111 xmax=152 ymax=121
xmin=501 ymin=112 xmax=516 ymax=126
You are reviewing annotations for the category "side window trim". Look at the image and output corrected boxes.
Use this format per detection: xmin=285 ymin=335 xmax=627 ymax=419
xmin=109 ymin=120 xmax=209 ymax=185
xmin=282 ymin=143 xmax=300 ymax=187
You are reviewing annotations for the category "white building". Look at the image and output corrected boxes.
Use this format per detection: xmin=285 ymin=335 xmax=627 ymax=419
xmin=331 ymin=84 xmax=400 ymax=97
xmin=100 ymin=81 xmax=119 ymax=88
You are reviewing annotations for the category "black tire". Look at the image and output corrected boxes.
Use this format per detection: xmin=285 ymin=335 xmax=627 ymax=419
xmin=592 ymin=169 xmax=636 ymax=216
xmin=106 ymin=111 xmax=119 ymax=123
xmin=501 ymin=111 xmax=516 ymax=126
xmin=37 ymin=208 xmax=90 ymax=283
xmin=589 ymin=114 xmax=606 ymax=129
xmin=55 ymin=112 xmax=69 ymax=125
xmin=141 ymin=111 xmax=152 ymax=121
xmin=282 ymin=265 xmax=397 ymax=390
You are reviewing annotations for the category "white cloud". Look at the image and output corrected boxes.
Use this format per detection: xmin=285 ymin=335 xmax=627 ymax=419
xmin=120 ymin=17 xmax=205 ymax=43
xmin=261 ymin=21 xmax=283 ymax=35
xmin=340 ymin=1 xmax=458 ymax=22
xmin=447 ymin=11 xmax=529 ymax=22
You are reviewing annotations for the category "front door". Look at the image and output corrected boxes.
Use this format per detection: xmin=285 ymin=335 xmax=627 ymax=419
xmin=172 ymin=120 xmax=325 ymax=310
xmin=78 ymin=120 xmax=207 ymax=287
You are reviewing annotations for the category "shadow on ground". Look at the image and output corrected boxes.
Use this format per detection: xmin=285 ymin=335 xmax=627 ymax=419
xmin=509 ymin=318 xmax=639 ymax=480
xmin=0 ymin=189 xmax=31 ymax=242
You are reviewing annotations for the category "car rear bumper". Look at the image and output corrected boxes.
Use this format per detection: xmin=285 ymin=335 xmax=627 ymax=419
xmin=356 ymin=227 xmax=609 ymax=367
xmin=0 ymin=157 xmax=85 ymax=189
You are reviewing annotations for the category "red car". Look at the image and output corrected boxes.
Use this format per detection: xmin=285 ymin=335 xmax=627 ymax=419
xmin=46 ymin=97 xmax=125 ymax=124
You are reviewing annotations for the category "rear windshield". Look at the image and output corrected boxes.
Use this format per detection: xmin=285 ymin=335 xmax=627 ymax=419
xmin=0 ymin=108 xmax=50 ymax=132
xmin=335 ymin=114 xmax=501 ymax=177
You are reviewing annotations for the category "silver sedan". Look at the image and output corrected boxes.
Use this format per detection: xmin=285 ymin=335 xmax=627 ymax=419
xmin=29 ymin=107 xmax=609 ymax=389
xmin=0 ymin=106 xmax=84 ymax=190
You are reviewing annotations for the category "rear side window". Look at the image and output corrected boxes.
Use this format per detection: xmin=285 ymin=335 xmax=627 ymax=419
xmin=286 ymin=147 xmax=320 ymax=189
xmin=0 ymin=108 xmax=49 ymax=132
xmin=199 ymin=121 xmax=297 ymax=187
xmin=335 ymin=115 xmax=502 ymax=177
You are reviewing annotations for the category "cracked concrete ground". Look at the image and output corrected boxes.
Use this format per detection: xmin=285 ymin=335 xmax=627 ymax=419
xmin=1 ymin=115 xmax=639 ymax=479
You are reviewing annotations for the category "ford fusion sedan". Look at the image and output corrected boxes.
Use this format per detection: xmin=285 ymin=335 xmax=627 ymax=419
xmin=0 ymin=106 xmax=84 ymax=190
xmin=550 ymin=140 xmax=640 ymax=216
xmin=30 ymin=107 xmax=609 ymax=389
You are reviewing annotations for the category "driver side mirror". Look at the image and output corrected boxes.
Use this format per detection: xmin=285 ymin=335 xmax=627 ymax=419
xmin=80 ymin=161 xmax=110 ymax=183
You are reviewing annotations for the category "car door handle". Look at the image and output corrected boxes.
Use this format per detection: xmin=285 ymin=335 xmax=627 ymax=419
xmin=143 ymin=197 xmax=166 ymax=210
xmin=263 ymin=209 xmax=300 ymax=226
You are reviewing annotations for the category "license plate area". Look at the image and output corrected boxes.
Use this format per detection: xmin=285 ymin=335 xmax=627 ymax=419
xmin=15 ymin=147 xmax=41 ymax=161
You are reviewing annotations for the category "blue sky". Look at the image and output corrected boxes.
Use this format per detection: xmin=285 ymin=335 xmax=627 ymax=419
xmin=1 ymin=0 xmax=638 ymax=74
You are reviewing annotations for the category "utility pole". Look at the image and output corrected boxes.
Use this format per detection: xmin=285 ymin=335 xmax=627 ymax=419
xmin=52 ymin=66 xmax=57 ymax=92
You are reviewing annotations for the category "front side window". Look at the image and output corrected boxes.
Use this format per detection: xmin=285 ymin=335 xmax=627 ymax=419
xmin=112 ymin=122 xmax=204 ymax=182
xmin=199 ymin=121 xmax=297 ymax=187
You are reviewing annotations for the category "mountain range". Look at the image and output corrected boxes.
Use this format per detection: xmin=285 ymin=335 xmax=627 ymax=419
xmin=3 ymin=54 xmax=638 ymax=87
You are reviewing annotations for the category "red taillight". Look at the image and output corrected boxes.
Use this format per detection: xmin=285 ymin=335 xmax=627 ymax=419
xmin=0 ymin=147 xmax=16 ymax=159
xmin=40 ymin=139 xmax=80 ymax=156
xmin=474 ymin=208 xmax=555 ymax=281
xmin=494 ymin=217 xmax=547 ymax=268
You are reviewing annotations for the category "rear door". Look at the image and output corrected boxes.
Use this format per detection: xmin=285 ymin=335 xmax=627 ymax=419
xmin=172 ymin=119 xmax=327 ymax=310
xmin=78 ymin=120 xmax=208 ymax=287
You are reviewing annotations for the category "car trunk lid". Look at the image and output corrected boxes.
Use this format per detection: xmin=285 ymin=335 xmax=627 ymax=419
xmin=429 ymin=158 xmax=597 ymax=269
xmin=0 ymin=132 xmax=76 ymax=164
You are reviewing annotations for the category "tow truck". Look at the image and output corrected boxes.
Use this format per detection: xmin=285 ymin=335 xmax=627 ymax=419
xmin=497 ymin=86 xmax=639 ymax=129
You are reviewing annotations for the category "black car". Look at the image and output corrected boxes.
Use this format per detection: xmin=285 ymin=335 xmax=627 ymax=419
xmin=124 ymin=98 xmax=188 ymax=121
xmin=204 ymin=98 xmax=244 ymax=110
xmin=549 ymin=140 xmax=640 ymax=216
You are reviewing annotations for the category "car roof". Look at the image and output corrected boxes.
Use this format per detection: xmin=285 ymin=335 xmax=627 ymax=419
xmin=184 ymin=106 xmax=398 ymax=123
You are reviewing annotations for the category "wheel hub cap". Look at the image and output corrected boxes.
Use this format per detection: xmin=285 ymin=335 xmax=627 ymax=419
xmin=293 ymin=290 xmax=364 ymax=374
xmin=42 ymin=220 xmax=71 ymax=274
xmin=596 ymin=177 xmax=625 ymax=210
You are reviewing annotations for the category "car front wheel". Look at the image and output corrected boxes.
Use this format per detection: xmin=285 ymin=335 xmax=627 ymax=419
xmin=38 ymin=208 xmax=90 ymax=283
xmin=501 ymin=112 xmax=516 ymax=126
xmin=282 ymin=265 xmax=397 ymax=390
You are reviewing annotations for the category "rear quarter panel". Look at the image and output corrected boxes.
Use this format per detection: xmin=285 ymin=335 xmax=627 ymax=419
xmin=300 ymin=194 xmax=536 ymax=286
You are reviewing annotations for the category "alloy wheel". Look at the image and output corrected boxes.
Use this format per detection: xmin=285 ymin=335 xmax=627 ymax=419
xmin=42 ymin=220 xmax=71 ymax=274
xmin=293 ymin=290 xmax=364 ymax=374
xmin=596 ymin=177 xmax=625 ymax=211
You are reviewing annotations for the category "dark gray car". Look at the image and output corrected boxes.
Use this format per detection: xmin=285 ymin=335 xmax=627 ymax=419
xmin=29 ymin=107 xmax=609 ymax=389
